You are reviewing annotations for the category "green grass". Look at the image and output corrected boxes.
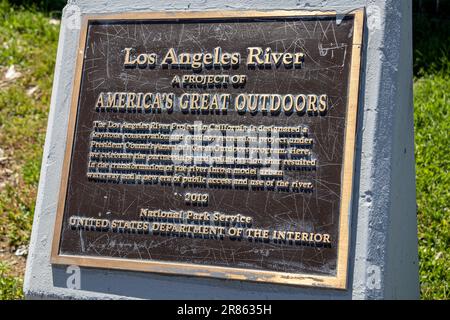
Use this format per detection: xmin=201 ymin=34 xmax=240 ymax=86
xmin=415 ymin=73 xmax=450 ymax=299
xmin=0 ymin=0 xmax=59 ymax=248
xmin=0 ymin=0 xmax=59 ymax=299
xmin=413 ymin=12 xmax=450 ymax=300
xmin=0 ymin=262 xmax=23 ymax=299
xmin=0 ymin=1 xmax=448 ymax=299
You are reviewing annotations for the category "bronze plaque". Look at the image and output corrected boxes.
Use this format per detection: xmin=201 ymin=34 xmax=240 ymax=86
xmin=51 ymin=10 xmax=364 ymax=289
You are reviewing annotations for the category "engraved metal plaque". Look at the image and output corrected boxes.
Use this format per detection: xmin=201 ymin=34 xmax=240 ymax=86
xmin=51 ymin=10 xmax=364 ymax=289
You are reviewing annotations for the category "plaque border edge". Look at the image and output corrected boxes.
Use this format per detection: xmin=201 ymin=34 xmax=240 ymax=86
xmin=50 ymin=8 xmax=365 ymax=290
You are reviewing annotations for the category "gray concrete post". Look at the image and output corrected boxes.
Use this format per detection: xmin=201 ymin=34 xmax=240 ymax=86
xmin=24 ymin=0 xmax=418 ymax=299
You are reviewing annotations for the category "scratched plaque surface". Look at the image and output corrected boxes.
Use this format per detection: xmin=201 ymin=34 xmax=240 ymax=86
xmin=51 ymin=11 xmax=363 ymax=288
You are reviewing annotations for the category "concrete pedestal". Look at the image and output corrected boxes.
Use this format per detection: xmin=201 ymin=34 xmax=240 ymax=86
xmin=24 ymin=0 xmax=418 ymax=300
